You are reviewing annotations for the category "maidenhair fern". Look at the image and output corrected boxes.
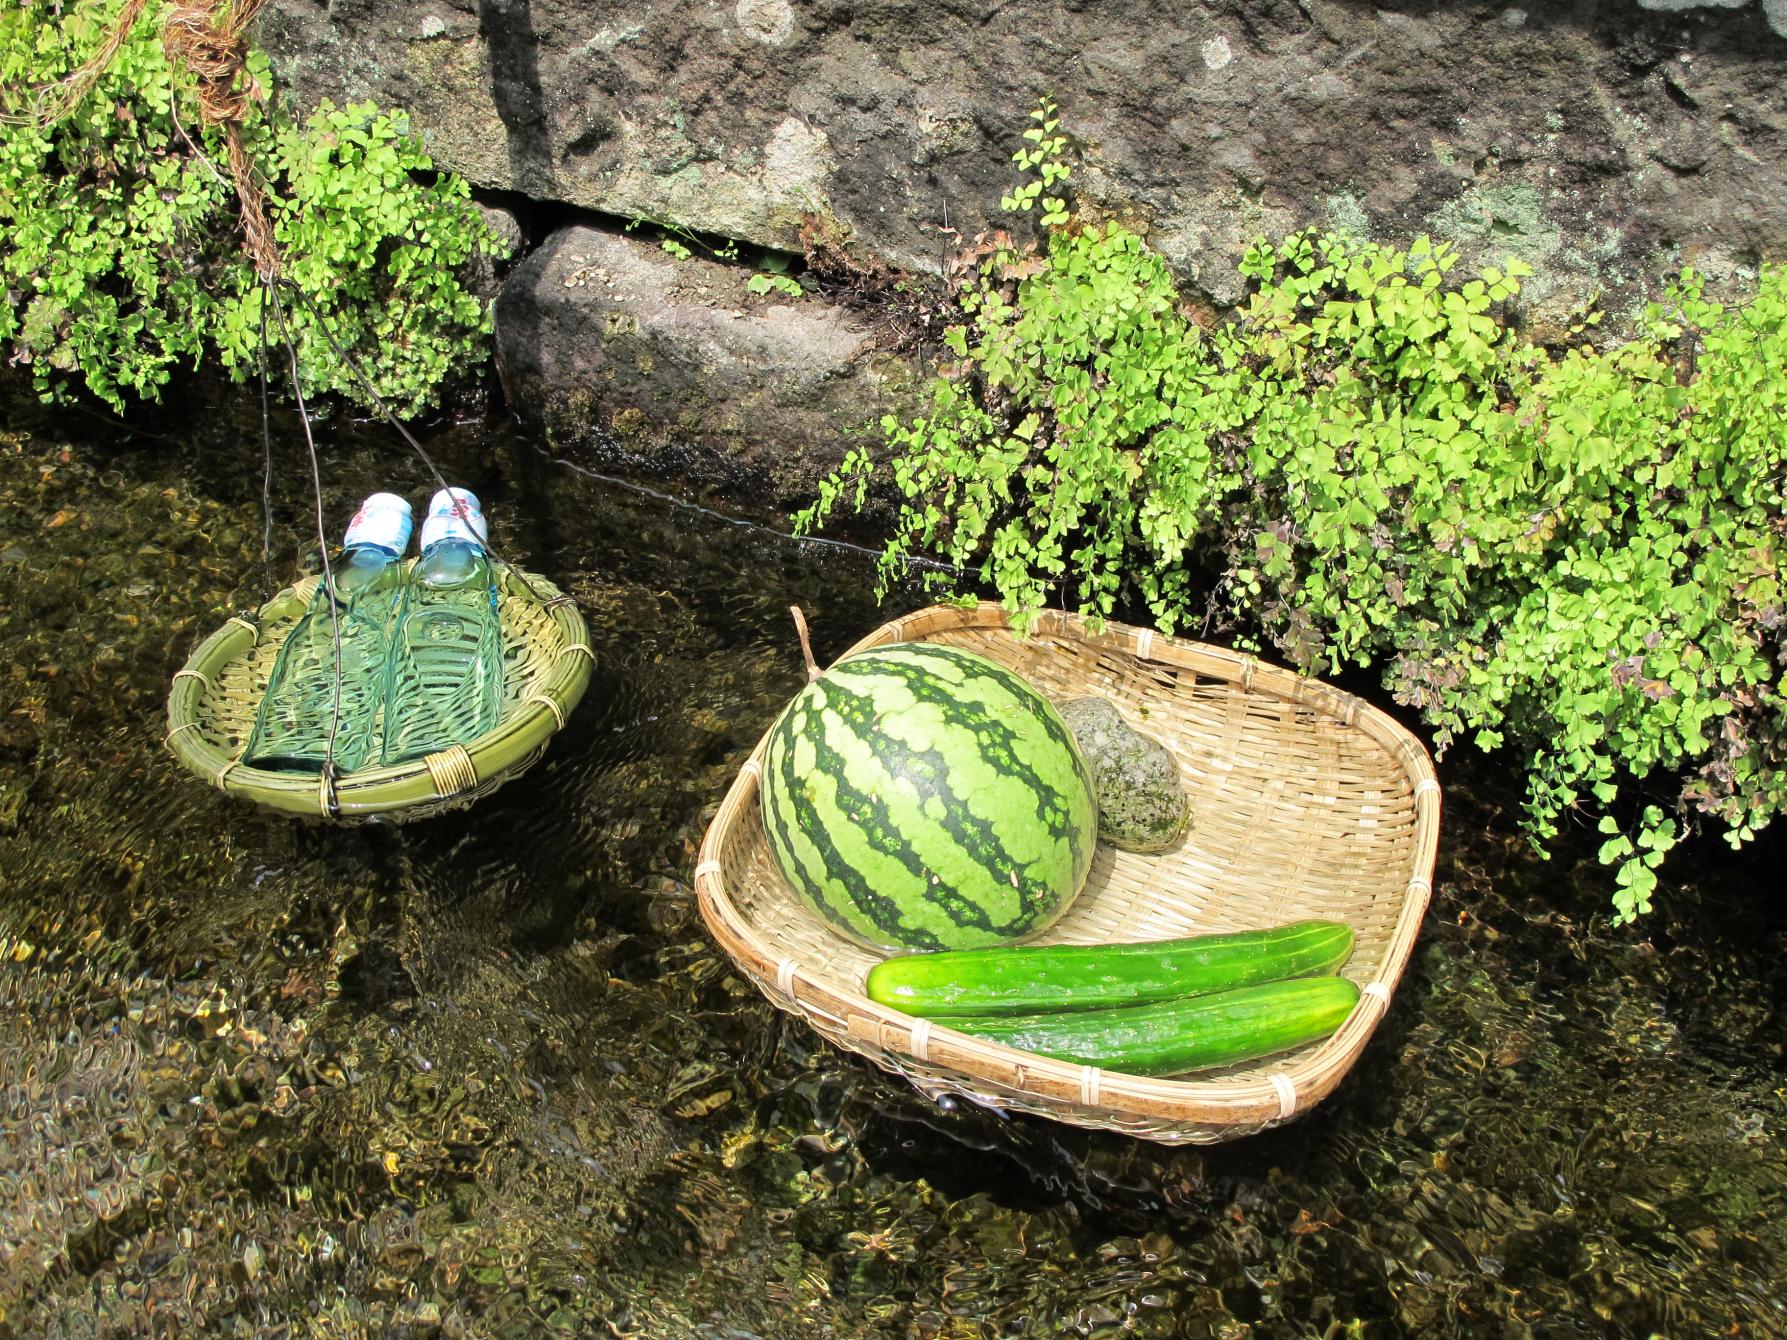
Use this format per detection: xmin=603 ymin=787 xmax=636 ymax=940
xmin=801 ymin=99 xmax=1787 ymax=922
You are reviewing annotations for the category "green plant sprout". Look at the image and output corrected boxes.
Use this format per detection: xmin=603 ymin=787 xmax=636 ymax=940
xmin=747 ymin=271 xmax=804 ymax=297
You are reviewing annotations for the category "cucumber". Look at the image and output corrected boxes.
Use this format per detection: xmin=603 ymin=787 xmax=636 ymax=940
xmin=864 ymin=919 xmax=1354 ymax=1018
xmin=942 ymin=976 xmax=1361 ymax=1077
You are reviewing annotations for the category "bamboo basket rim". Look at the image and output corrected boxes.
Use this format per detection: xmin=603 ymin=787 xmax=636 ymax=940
xmin=165 ymin=562 xmax=591 ymax=822
xmin=695 ymin=601 xmax=1440 ymax=1144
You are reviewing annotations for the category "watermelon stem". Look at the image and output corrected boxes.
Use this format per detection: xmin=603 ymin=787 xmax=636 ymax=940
xmin=789 ymin=605 xmax=823 ymax=683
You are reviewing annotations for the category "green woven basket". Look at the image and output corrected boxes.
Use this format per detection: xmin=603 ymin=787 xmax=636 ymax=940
xmin=165 ymin=564 xmax=591 ymax=822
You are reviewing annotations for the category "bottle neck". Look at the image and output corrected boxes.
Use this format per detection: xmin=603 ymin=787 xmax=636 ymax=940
xmin=416 ymin=537 xmax=489 ymax=588
xmin=330 ymin=542 xmax=401 ymax=598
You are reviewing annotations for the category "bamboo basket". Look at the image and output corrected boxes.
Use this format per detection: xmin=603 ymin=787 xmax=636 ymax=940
xmin=165 ymin=564 xmax=591 ymax=822
xmin=696 ymin=602 xmax=1439 ymax=1144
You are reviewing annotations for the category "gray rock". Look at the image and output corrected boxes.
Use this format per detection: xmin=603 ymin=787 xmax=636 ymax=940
xmin=460 ymin=201 xmax=525 ymax=302
xmin=1059 ymin=697 xmax=1190 ymax=855
xmin=493 ymin=225 xmax=920 ymax=504
xmin=259 ymin=0 xmax=1787 ymax=337
xmin=476 ymin=202 xmax=524 ymax=259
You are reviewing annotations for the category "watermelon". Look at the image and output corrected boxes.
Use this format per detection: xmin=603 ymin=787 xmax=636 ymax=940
xmin=759 ymin=641 xmax=1098 ymax=951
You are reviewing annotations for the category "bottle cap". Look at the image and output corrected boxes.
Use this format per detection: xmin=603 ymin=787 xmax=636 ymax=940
xmin=420 ymin=486 xmax=489 ymax=551
xmin=342 ymin=492 xmax=414 ymax=554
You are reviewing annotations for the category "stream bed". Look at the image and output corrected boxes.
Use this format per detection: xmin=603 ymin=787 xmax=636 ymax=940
xmin=1 ymin=393 xmax=1784 ymax=1338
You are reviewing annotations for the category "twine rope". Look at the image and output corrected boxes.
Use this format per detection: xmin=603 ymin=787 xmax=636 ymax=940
xmin=24 ymin=0 xmax=281 ymax=276
xmin=165 ymin=0 xmax=279 ymax=276
xmin=8 ymin=0 xmax=150 ymax=125
xmin=265 ymin=273 xmax=346 ymax=775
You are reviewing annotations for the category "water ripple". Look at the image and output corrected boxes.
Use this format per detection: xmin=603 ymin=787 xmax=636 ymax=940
xmin=0 ymin=396 xmax=1783 ymax=1337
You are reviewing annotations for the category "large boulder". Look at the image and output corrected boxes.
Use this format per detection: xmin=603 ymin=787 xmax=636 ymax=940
xmin=263 ymin=0 xmax=1787 ymax=328
xmin=494 ymin=226 xmax=920 ymax=502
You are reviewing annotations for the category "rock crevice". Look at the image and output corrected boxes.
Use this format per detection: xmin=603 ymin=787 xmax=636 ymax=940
xmin=494 ymin=226 xmax=917 ymax=504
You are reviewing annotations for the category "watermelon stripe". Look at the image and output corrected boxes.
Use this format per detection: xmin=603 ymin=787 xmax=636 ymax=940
xmin=819 ymin=671 xmax=1084 ymax=846
xmin=758 ymin=700 xmax=863 ymax=930
xmin=773 ymin=695 xmax=1006 ymax=949
xmin=760 ymin=642 xmax=1096 ymax=951
xmin=813 ymin=679 xmax=1059 ymax=934
xmin=765 ymin=702 xmax=952 ymax=949
xmin=827 ymin=653 xmax=1093 ymax=849
xmin=855 ymin=644 xmax=1084 ymax=748
xmin=848 ymin=643 xmax=1091 ymax=779
xmin=796 ymin=703 xmax=1008 ymax=941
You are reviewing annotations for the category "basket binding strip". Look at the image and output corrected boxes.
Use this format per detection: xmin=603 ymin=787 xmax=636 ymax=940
xmin=165 ymin=563 xmax=591 ymax=822
xmin=696 ymin=602 xmax=1440 ymax=1145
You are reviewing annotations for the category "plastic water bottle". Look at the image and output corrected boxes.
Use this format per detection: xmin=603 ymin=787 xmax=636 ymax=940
xmin=244 ymin=492 xmax=414 ymax=773
xmin=380 ymin=487 xmax=504 ymax=764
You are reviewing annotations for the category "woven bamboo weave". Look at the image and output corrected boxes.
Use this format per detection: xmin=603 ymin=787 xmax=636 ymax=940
xmin=166 ymin=564 xmax=591 ymax=822
xmin=696 ymin=602 xmax=1440 ymax=1144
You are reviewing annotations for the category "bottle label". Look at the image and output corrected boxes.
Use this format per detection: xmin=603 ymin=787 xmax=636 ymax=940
xmin=420 ymin=487 xmax=489 ymax=551
xmin=343 ymin=492 xmax=414 ymax=554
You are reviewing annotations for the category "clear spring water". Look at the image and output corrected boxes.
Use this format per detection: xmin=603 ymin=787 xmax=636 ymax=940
xmin=1 ymin=390 xmax=1783 ymax=1338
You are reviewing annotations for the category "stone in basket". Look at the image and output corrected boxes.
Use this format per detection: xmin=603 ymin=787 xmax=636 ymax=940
xmin=695 ymin=602 xmax=1439 ymax=1145
xmin=165 ymin=565 xmax=591 ymax=822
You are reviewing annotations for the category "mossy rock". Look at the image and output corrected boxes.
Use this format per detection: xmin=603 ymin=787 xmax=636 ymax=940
xmin=1060 ymin=696 xmax=1191 ymax=854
